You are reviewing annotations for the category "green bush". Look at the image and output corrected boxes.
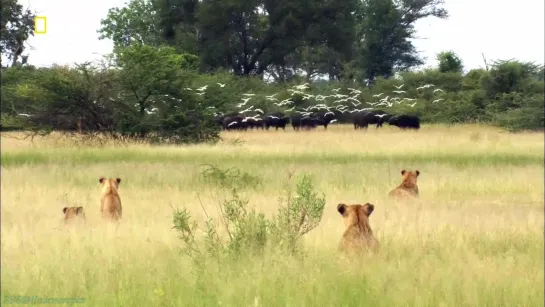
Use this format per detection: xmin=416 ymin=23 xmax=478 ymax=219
xmin=172 ymin=166 xmax=326 ymax=267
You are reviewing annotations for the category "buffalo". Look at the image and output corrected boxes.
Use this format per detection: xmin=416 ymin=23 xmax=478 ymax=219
xmin=242 ymin=117 xmax=264 ymax=130
xmin=352 ymin=110 xmax=389 ymax=129
xmin=223 ymin=115 xmax=246 ymax=130
xmin=388 ymin=115 xmax=420 ymax=130
xmin=291 ymin=111 xmax=336 ymax=130
xmin=264 ymin=112 xmax=290 ymax=130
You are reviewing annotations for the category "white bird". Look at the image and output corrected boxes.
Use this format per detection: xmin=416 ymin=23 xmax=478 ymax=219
xmin=241 ymin=97 xmax=251 ymax=103
xmin=372 ymin=93 xmax=384 ymax=98
xmin=433 ymin=89 xmax=444 ymax=93
xmin=18 ymin=113 xmax=31 ymax=117
xmin=197 ymin=92 xmax=205 ymax=96
xmin=393 ymin=90 xmax=406 ymax=94
xmin=375 ymin=114 xmax=388 ymax=118
xmin=279 ymin=98 xmax=293 ymax=104
xmin=241 ymin=106 xmax=254 ymax=113
xmin=432 ymin=99 xmax=444 ymax=103
xmin=268 ymin=115 xmax=279 ymax=119
xmin=242 ymin=93 xmax=255 ymax=96
xmin=266 ymin=94 xmax=277 ymax=99
xmin=351 ymin=101 xmax=361 ymax=107
xmin=217 ymin=83 xmax=226 ymax=88
xmin=417 ymin=84 xmax=435 ymax=90
xmin=228 ymin=122 xmax=238 ymax=127
xmin=294 ymin=84 xmax=310 ymax=90
xmin=254 ymin=108 xmax=264 ymax=114
xmin=394 ymin=84 xmax=404 ymax=89
xmin=196 ymin=85 xmax=208 ymax=91
xmin=332 ymin=88 xmax=341 ymax=92
xmin=184 ymin=87 xmax=193 ymax=91
xmin=329 ymin=119 xmax=338 ymax=124
xmin=408 ymin=102 xmax=417 ymax=107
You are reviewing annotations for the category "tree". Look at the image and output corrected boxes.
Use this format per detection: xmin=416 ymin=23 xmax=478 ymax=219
xmin=437 ymin=50 xmax=463 ymax=73
xmin=98 ymin=0 xmax=162 ymax=49
xmin=0 ymin=0 xmax=35 ymax=67
xmin=354 ymin=0 xmax=448 ymax=83
xmin=178 ymin=0 xmax=356 ymax=76
xmin=113 ymin=43 xmax=219 ymax=142
xmin=153 ymin=0 xmax=199 ymax=55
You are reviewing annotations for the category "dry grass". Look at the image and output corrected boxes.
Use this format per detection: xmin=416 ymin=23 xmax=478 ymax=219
xmin=1 ymin=124 xmax=543 ymax=306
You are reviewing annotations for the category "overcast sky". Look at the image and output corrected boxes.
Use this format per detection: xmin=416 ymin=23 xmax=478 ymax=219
xmin=22 ymin=0 xmax=545 ymax=71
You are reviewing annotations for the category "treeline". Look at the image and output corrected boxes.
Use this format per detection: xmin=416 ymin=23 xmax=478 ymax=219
xmin=0 ymin=0 xmax=543 ymax=143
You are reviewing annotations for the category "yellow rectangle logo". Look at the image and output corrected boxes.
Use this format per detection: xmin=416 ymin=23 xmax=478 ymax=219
xmin=35 ymin=16 xmax=47 ymax=34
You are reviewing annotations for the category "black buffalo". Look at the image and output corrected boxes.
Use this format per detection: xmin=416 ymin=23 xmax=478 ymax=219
xmin=376 ymin=114 xmax=393 ymax=127
xmin=242 ymin=117 xmax=264 ymax=130
xmin=388 ymin=115 xmax=420 ymax=130
xmin=291 ymin=111 xmax=336 ymax=130
xmin=264 ymin=112 xmax=290 ymax=130
xmin=223 ymin=115 xmax=246 ymax=130
xmin=352 ymin=110 xmax=389 ymax=129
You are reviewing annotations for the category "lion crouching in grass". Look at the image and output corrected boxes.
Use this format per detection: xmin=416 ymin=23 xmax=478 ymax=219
xmin=388 ymin=169 xmax=420 ymax=200
xmin=63 ymin=206 xmax=86 ymax=226
xmin=337 ymin=203 xmax=380 ymax=255
xmin=99 ymin=177 xmax=122 ymax=222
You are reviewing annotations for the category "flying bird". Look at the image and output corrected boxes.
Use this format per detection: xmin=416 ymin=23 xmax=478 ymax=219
xmin=217 ymin=83 xmax=226 ymax=88
xmin=394 ymin=84 xmax=404 ymax=89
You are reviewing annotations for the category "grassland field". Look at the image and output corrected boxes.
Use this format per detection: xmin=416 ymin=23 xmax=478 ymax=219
xmin=1 ymin=123 xmax=543 ymax=307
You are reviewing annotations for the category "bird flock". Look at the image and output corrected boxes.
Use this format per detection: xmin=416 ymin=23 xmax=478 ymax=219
xmin=180 ymin=81 xmax=446 ymax=131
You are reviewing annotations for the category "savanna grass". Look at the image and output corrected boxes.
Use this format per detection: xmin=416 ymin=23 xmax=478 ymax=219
xmin=1 ymin=124 xmax=543 ymax=306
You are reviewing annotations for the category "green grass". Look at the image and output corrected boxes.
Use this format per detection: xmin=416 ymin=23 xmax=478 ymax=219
xmin=1 ymin=124 xmax=543 ymax=306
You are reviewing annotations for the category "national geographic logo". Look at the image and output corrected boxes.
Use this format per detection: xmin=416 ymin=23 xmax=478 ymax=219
xmin=3 ymin=295 xmax=85 ymax=304
xmin=34 ymin=16 xmax=47 ymax=34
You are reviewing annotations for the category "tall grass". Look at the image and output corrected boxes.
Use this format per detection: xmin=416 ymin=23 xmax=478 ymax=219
xmin=1 ymin=124 xmax=543 ymax=306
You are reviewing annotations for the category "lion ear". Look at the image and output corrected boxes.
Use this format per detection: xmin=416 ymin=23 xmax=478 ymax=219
xmin=116 ymin=178 xmax=121 ymax=184
xmin=415 ymin=170 xmax=420 ymax=177
xmin=365 ymin=203 xmax=375 ymax=216
xmin=63 ymin=207 xmax=68 ymax=214
xmin=99 ymin=177 xmax=105 ymax=184
xmin=337 ymin=203 xmax=347 ymax=215
xmin=401 ymin=170 xmax=406 ymax=175
xmin=76 ymin=207 xmax=84 ymax=214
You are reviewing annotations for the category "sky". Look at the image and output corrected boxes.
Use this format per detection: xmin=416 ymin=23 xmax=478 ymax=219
xmin=21 ymin=0 xmax=545 ymax=72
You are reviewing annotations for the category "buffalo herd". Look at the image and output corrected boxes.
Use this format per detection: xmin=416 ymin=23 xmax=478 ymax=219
xmin=216 ymin=110 xmax=420 ymax=131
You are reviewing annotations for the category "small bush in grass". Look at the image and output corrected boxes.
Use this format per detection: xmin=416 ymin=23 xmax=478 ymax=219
xmin=172 ymin=165 xmax=326 ymax=267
